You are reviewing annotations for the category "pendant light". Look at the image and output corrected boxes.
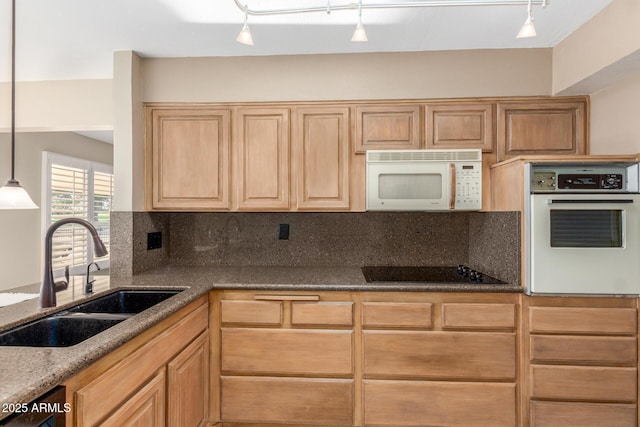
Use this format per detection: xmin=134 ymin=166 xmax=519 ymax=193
xmin=0 ymin=0 xmax=38 ymax=210
xmin=236 ymin=7 xmax=254 ymax=46
xmin=516 ymin=0 xmax=537 ymax=38
xmin=351 ymin=0 xmax=368 ymax=42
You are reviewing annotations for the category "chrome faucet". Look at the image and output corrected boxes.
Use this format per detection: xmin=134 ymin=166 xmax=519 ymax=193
xmin=85 ymin=262 xmax=101 ymax=295
xmin=41 ymin=218 xmax=108 ymax=308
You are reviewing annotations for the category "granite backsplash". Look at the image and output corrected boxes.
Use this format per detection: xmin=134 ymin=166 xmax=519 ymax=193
xmin=111 ymin=211 xmax=520 ymax=285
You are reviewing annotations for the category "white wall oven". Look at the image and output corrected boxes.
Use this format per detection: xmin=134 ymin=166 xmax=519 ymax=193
xmin=366 ymin=149 xmax=482 ymax=211
xmin=526 ymin=162 xmax=640 ymax=295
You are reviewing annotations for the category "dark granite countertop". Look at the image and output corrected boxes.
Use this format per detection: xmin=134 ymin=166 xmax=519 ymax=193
xmin=0 ymin=265 xmax=521 ymax=419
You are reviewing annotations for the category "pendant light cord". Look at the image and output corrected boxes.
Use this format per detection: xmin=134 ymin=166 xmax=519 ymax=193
xmin=10 ymin=0 xmax=16 ymax=181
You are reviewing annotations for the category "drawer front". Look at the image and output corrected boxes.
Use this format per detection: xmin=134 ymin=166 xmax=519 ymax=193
xmin=364 ymin=331 xmax=515 ymax=380
xmin=529 ymin=307 xmax=637 ymax=335
xmin=291 ymin=302 xmax=353 ymax=326
xmin=530 ymin=401 xmax=637 ymax=427
xmin=221 ymin=376 xmax=353 ymax=425
xmin=442 ymin=303 xmax=516 ymax=330
xmin=220 ymin=300 xmax=282 ymax=325
xmin=221 ymin=328 xmax=353 ymax=375
xmin=364 ymin=379 xmax=516 ymax=427
xmin=530 ymin=335 xmax=637 ymax=366
xmin=362 ymin=302 xmax=433 ymax=329
xmin=530 ymin=365 xmax=637 ymax=402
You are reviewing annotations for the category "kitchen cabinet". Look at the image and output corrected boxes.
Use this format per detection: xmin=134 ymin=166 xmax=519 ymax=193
xmin=294 ymin=106 xmax=350 ymax=210
xmin=235 ymin=108 xmax=290 ymax=210
xmin=496 ymin=98 xmax=588 ymax=161
xmin=361 ymin=293 xmax=518 ymax=427
xmin=425 ymin=102 xmax=494 ymax=152
xmin=64 ymin=296 xmax=209 ymax=427
xmin=354 ymin=104 xmax=421 ymax=153
xmin=145 ymin=106 xmax=231 ymax=210
xmin=213 ymin=291 xmax=355 ymax=426
xmin=523 ymin=296 xmax=638 ymax=427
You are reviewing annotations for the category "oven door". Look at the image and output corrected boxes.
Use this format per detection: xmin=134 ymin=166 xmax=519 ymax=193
xmin=529 ymin=193 xmax=640 ymax=295
xmin=366 ymin=162 xmax=452 ymax=211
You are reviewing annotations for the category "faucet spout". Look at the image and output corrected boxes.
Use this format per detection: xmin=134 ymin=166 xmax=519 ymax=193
xmin=40 ymin=218 xmax=109 ymax=308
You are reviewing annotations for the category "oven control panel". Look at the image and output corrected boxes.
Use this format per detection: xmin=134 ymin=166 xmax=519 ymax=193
xmin=530 ymin=164 xmax=636 ymax=193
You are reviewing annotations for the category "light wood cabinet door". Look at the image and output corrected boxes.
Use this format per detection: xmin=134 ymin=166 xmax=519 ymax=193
xmin=294 ymin=107 xmax=350 ymax=210
xmin=426 ymin=103 xmax=494 ymax=151
xmin=355 ymin=104 xmax=421 ymax=153
xmin=100 ymin=370 xmax=166 ymax=427
xmin=235 ymin=108 xmax=290 ymax=210
xmin=167 ymin=332 xmax=210 ymax=427
xmin=147 ymin=107 xmax=231 ymax=210
xmin=497 ymin=98 xmax=587 ymax=161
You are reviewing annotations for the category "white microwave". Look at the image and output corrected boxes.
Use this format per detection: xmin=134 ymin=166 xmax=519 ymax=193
xmin=366 ymin=149 xmax=482 ymax=211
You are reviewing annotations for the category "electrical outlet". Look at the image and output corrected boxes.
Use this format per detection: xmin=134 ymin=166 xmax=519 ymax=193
xmin=147 ymin=231 xmax=162 ymax=250
xmin=278 ymin=224 xmax=289 ymax=240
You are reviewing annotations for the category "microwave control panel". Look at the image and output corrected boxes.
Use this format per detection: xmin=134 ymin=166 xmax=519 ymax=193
xmin=530 ymin=164 xmax=632 ymax=192
xmin=455 ymin=163 xmax=482 ymax=208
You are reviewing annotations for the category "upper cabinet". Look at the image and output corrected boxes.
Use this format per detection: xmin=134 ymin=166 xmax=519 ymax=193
xmin=294 ymin=107 xmax=350 ymax=210
xmin=235 ymin=108 xmax=290 ymax=210
xmin=496 ymin=98 xmax=588 ymax=161
xmin=355 ymin=104 xmax=421 ymax=153
xmin=425 ymin=103 xmax=494 ymax=152
xmin=146 ymin=107 xmax=231 ymax=210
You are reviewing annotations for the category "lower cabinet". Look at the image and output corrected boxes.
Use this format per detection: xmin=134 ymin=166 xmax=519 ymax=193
xmin=65 ymin=296 xmax=210 ymax=427
xmin=212 ymin=291 xmax=519 ymax=427
xmin=524 ymin=297 xmax=638 ymax=427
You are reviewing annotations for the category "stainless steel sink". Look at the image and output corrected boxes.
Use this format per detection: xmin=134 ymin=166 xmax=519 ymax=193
xmin=0 ymin=289 xmax=183 ymax=347
xmin=68 ymin=290 xmax=181 ymax=314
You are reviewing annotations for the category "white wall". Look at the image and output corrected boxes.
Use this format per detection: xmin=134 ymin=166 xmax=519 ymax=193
xmin=0 ymin=132 xmax=113 ymax=291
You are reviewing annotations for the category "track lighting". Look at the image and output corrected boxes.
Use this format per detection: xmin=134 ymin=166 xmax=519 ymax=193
xmin=351 ymin=0 xmax=368 ymax=42
xmin=0 ymin=0 xmax=38 ymax=210
xmin=233 ymin=0 xmax=549 ymax=44
xmin=516 ymin=0 xmax=537 ymax=38
xmin=236 ymin=7 xmax=254 ymax=46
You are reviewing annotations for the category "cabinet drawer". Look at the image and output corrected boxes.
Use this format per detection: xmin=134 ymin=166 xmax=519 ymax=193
xmin=364 ymin=331 xmax=515 ymax=380
xmin=529 ymin=307 xmax=637 ymax=335
xmin=221 ymin=328 xmax=353 ymax=375
xmin=530 ymin=335 xmax=637 ymax=366
xmin=530 ymin=401 xmax=637 ymax=427
xmin=220 ymin=300 xmax=282 ymax=325
xmin=442 ymin=303 xmax=515 ymax=330
xmin=364 ymin=379 xmax=515 ymax=427
xmin=221 ymin=376 xmax=353 ymax=425
xmin=362 ymin=302 xmax=433 ymax=328
xmin=291 ymin=302 xmax=353 ymax=326
xmin=530 ymin=365 xmax=637 ymax=402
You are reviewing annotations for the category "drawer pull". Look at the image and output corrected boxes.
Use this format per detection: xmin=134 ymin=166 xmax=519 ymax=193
xmin=254 ymin=294 xmax=320 ymax=301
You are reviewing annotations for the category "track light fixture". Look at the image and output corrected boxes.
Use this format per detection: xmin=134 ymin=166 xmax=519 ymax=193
xmin=236 ymin=6 xmax=254 ymax=46
xmin=233 ymin=0 xmax=550 ymax=45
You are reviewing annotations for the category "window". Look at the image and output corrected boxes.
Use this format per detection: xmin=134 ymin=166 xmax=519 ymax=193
xmin=43 ymin=152 xmax=113 ymax=275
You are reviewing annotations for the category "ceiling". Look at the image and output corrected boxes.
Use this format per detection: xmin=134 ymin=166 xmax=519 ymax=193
xmin=0 ymin=0 xmax=613 ymax=83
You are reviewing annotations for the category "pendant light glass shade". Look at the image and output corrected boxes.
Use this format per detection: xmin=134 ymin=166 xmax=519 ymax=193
xmin=351 ymin=23 xmax=368 ymax=42
xmin=516 ymin=16 xmax=536 ymax=38
xmin=0 ymin=0 xmax=38 ymax=210
xmin=0 ymin=180 xmax=38 ymax=209
xmin=236 ymin=22 xmax=254 ymax=45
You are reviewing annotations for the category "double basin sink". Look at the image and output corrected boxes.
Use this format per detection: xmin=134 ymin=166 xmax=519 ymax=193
xmin=0 ymin=290 xmax=182 ymax=347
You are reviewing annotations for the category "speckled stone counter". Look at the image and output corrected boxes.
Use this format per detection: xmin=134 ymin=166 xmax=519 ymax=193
xmin=0 ymin=265 xmax=521 ymax=420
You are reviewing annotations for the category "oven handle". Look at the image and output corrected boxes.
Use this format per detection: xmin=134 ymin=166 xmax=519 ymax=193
xmin=548 ymin=199 xmax=635 ymax=204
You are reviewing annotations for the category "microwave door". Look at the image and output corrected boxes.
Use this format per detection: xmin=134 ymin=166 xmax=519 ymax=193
xmin=529 ymin=194 xmax=640 ymax=295
xmin=367 ymin=163 xmax=450 ymax=210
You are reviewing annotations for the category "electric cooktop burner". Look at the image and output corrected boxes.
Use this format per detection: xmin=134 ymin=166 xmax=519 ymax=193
xmin=361 ymin=265 xmax=506 ymax=285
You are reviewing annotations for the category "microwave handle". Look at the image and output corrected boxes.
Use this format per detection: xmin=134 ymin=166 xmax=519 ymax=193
xmin=449 ymin=163 xmax=456 ymax=210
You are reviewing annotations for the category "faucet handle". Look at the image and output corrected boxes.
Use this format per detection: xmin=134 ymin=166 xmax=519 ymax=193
xmin=54 ymin=266 xmax=70 ymax=292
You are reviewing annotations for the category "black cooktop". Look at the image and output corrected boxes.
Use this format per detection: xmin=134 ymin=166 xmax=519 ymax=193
xmin=361 ymin=265 xmax=506 ymax=285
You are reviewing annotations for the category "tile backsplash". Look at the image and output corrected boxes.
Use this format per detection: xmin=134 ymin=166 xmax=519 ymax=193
xmin=111 ymin=211 xmax=520 ymax=285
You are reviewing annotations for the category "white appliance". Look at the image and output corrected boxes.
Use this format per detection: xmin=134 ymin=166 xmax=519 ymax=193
xmin=366 ymin=149 xmax=482 ymax=211
xmin=526 ymin=162 xmax=640 ymax=295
